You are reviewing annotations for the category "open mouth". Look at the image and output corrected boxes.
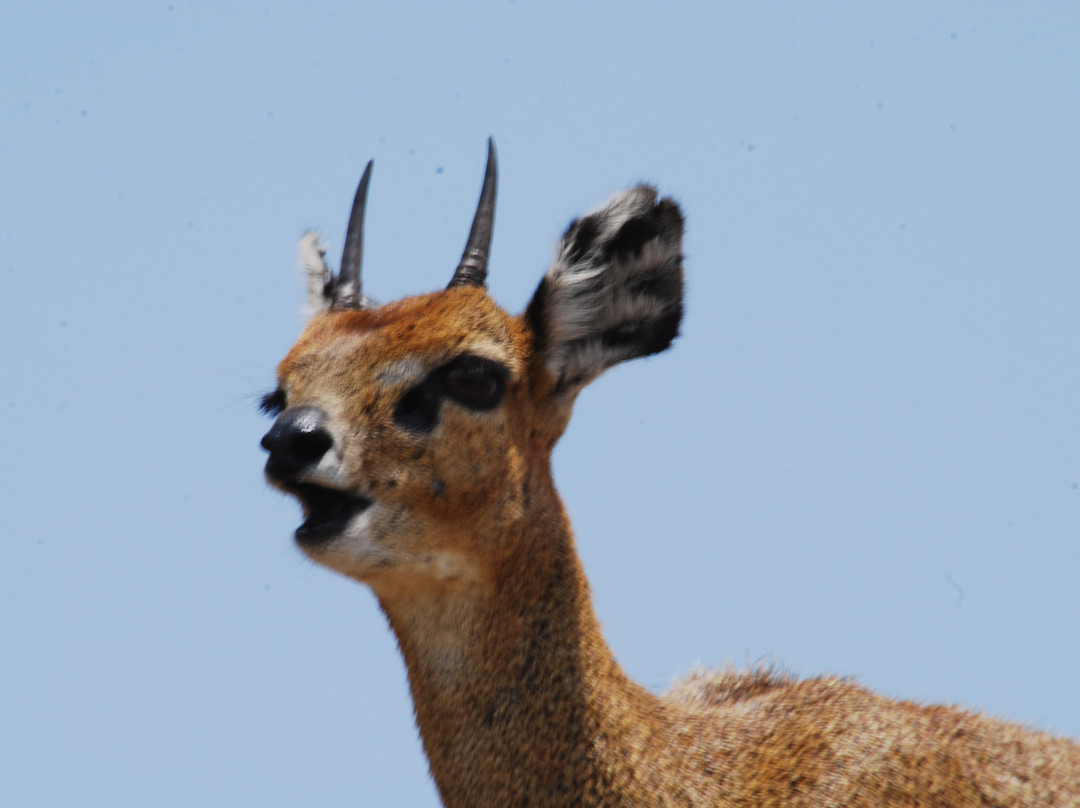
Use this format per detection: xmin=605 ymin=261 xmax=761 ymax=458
xmin=282 ymin=482 xmax=374 ymax=545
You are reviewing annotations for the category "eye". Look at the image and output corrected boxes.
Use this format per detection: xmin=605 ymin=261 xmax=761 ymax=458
xmin=442 ymin=358 xmax=506 ymax=411
xmin=392 ymin=356 xmax=509 ymax=434
xmin=259 ymin=388 xmax=287 ymax=417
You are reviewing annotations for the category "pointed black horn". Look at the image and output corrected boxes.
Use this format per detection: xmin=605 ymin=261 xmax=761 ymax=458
xmin=334 ymin=160 xmax=373 ymax=308
xmin=448 ymin=139 xmax=497 ymax=289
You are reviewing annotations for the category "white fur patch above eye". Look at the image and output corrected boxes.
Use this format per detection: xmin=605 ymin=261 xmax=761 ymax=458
xmin=298 ymin=231 xmax=333 ymax=316
xmin=377 ymin=358 xmax=425 ymax=387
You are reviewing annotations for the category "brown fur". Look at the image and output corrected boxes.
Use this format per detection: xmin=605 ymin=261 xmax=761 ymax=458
xmin=264 ymin=192 xmax=1080 ymax=806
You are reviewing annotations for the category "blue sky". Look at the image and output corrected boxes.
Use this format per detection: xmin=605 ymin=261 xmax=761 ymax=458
xmin=3 ymin=3 xmax=1078 ymax=805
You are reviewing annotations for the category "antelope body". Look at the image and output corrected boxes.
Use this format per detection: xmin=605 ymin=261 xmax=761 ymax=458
xmin=261 ymin=142 xmax=1080 ymax=806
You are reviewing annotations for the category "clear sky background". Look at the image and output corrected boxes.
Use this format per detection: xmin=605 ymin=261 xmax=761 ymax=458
xmin=3 ymin=3 xmax=1078 ymax=806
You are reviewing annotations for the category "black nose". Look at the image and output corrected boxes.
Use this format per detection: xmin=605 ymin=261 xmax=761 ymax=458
xmin=261 ymin=406 xmax=334 ymax=480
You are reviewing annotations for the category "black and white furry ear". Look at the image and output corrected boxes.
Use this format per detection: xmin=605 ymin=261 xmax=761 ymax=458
xmin=524 ymin=186 xmax=684 ymax=392
xmin=297 ymin=160 xmax=376 ymax=316
xmin=297 ymin=230 xmax=377 ymax=316
xmin=298 ymin=231 xmax=334 ymax=316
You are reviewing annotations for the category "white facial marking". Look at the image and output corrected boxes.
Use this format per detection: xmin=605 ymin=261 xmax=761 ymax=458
xmin=377 ymin=357 xmax=424 ymax=387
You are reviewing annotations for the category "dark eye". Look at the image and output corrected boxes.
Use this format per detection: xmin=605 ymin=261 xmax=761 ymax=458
xmin=443 ymin=358 xmax=506 ymax=410
xmin=259 ymin=388 xmax=286 ymax=416
xmin=393 ymin=356 xmax=508 ymax=434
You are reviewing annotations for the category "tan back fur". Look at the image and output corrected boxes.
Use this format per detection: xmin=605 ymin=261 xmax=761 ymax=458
xmin=261 ymin=149 xmax=1080 ymax=807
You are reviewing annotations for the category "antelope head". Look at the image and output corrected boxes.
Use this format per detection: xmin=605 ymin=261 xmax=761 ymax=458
xmin=260 ymin=140 xmax=684 ymax=596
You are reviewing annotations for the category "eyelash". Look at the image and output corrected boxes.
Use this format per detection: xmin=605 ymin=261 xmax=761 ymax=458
xmin=259 ymin=389 xmax=286 ymax=416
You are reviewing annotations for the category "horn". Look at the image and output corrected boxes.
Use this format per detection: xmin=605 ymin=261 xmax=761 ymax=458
xmin=333 ymin=160 xmax=373 ymax=308
xmin=448 ymin=138 xmax=497 ymax=289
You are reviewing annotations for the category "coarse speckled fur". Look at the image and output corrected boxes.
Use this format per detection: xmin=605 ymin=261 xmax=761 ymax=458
xmin=262 ymin=174 xmax=1080 ymax=807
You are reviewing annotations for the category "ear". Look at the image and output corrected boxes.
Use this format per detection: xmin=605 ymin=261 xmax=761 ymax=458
xmin=524 ymin=186 xmax=684 ymax=393
xmin=298 ymin=231 xmax=334 ymax=316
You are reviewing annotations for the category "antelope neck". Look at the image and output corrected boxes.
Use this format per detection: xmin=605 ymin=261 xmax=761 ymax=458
xmin=374 ymin=500 xmax=664 ymax=805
